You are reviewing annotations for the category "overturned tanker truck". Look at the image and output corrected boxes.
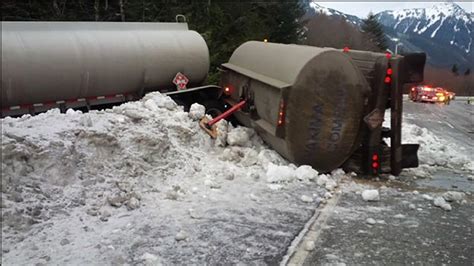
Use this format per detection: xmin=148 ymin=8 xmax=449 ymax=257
xmin=1 ymin=21 xmax=426 ymax=176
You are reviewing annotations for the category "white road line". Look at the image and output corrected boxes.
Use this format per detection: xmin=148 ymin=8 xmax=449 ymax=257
xmin=445 ymin=121 xmax=455 ymax=129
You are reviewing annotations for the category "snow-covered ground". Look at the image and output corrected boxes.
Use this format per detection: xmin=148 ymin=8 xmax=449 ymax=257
xmin=1 ymin=93 xmax=472 ymax=265
xmin=1 ymin=93 xmax=343 ymax=265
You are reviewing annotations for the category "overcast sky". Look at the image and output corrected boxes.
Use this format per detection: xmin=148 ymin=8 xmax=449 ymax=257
xmin=314 ymin=1 xmax=473 ymax=18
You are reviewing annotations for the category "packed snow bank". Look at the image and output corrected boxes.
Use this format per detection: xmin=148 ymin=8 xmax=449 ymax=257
xmin=384 ymin=113 xmax=473 ymax=173
xmin=1 ymin=92 xmax=340 ymax=265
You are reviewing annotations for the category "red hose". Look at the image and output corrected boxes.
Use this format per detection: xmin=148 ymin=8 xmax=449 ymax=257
xmin=207 ymin=100 xmax=246 ymax=127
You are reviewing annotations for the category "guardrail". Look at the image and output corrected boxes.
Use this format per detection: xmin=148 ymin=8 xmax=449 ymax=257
xmin=403 ymin=94 xmax=474 ymax=101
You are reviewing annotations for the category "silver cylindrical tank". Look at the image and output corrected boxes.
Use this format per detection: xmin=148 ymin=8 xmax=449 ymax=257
xmin=1 ymin=22 xmax=209 ymax=107
xmin=222 ymin=41 xmax=370 ymax=172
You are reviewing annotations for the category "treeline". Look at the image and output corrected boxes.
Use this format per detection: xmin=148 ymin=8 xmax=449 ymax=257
xmin=424 ymin=65 xmax=473 ymax=96
xmin=2 ymin=0 xmax=308 ymax=83
xmin=306 ymin=13 xmax=382 ymax=51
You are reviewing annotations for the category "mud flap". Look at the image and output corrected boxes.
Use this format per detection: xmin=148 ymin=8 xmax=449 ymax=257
xmin=401 ymin=144 xmax=419 ymax=169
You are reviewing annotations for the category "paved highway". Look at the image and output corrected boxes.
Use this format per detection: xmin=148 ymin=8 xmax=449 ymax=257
xmin=403 ymin=98 xmax=473 ymax=149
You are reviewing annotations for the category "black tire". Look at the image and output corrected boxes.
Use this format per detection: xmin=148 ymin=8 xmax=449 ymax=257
xmin=202 ymin=99 xmax=226 ymax=118
xmin=173 ymin=98 xmax=189 ymax=112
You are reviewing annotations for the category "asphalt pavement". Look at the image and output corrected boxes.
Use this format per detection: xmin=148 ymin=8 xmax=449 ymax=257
xmin=403 ymin=99 xmax=473 ymax=148
xmin=288 ymin=98 xmax=474 ymax=265
xmin=299 ymin=178 xmax=473 ymax=265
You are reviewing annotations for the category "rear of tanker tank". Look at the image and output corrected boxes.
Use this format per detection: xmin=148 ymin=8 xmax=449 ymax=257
xmin=222 ymin=41 xmax=370 ymax=172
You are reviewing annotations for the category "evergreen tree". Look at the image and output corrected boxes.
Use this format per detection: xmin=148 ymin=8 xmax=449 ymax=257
xmin=361 ymin=12 xmax=388 ymax=51
xmin=451 ymin=64 xmax=459 ymax=75
xmin=1 ymin=0 xmax=307 ymax=85
xmin=465 ymin=68 xmax=471 ymax=76
xmin=259 ymin=0 xmax=307 ymax=44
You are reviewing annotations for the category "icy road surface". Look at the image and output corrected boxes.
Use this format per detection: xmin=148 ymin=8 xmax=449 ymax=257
xmin=403 ymin=99 xmax=473 ymax=150
xmin=1 ymin=93 xmax=339 ymax=265
xmin=293 ymin=99 xmax=473 ymax=265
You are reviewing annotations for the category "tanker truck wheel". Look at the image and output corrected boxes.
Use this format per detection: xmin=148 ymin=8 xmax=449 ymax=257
xmin=202 ymin=99 xmax=226 ymax=118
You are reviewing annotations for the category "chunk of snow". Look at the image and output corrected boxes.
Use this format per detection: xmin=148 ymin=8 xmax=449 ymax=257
xmin=123 ymin=108 xmax=148 ymax=120
xmin=301 ymin=195 xmax=313 ymax=203
xmin=324 ymin=192 xmax=333 ymax=199
xmin=393 ymin=214 xmax=406 ymax=219
xmin=65 ymin=108 xmax=79 ymax=115
xmin=331 ymin=169 xmax=345 ymax=176
xmin=266 ymin=164 xmax=295 ymax=183
xmin=317 ymin=174 xmax=329 ymax=186
xmin=126 ymin=197 xmax=140 ymax=210
xmin=204 ymin=179 xmax=221 ymax=189
xmin=325 ymin=179 xmax=337 ymax=191
xmin=227 ymin=127 xmax=253 ymax=146
xmin=433 ymin=197 xmax=452 ymax=211
xmin=140 ymin=253 xmax=159 ymax=264
xmin=442 ymin=191 xmax=465 ymax=202
xmin=154 ymin=95 xmax=177 ymax=110
xmin=188 ymin=103 xmax=205 ymax=120
xmin=366 ymin=218 xmax=376 ymax=225
xmin=267 ymin=184 xmax=283 ymax=191
xmin=175 ymin=230 xmax=188 ymax=241
xmin=144 ymin=99 xmax=159 ymax=112
xmin=304 ymin=241 xmax=316 ymax=251
xmin=422 ymin=194 xmax=434 ymax=201
xmin=361 ymin=190 xmax=380 ymax=201
xmin=295 ymin=165 xmax=318 ymax=181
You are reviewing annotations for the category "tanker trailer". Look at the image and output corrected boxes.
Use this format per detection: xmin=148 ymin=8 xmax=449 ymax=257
xmin=1 ymin=21 xmax=222 ymax=117
xmin=219 ymin=41 xmax=425 ymax=175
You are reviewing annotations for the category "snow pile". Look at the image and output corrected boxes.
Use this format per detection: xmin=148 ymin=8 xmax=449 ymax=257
xmin=1 ymin=92 xmax=339 ymax=265
xmin=403 ymin=124 xmax=473 ymax=171
xmin=384 ymin=113 xmax=474 ymax=173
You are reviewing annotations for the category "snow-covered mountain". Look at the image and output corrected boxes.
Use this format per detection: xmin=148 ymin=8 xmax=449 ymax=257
xmin=377 ymin=2 xmax=472 ymax=54
xmin=307 ymin=2 xmax=473 ymax=69
xmin=308 ymin=2 xmax=362 ymax=26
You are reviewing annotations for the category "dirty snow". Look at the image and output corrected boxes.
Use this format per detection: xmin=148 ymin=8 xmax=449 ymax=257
xmin=1 ymin=92 xmax=339 ymax=265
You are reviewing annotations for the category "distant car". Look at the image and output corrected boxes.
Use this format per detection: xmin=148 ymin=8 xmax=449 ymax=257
xmin=409 ymin=86 xmax=450 ymax=104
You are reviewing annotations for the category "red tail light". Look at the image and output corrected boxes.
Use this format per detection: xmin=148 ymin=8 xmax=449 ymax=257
xmin=343 ymin=47 xmax=350 ymax=53
xmin=372 ymin=152 xmax=379 ymax=173
xmin=224 ymin=86 xmax=232 ymax=95
xmin=278 ymin=100 xmax=285 ymax=126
